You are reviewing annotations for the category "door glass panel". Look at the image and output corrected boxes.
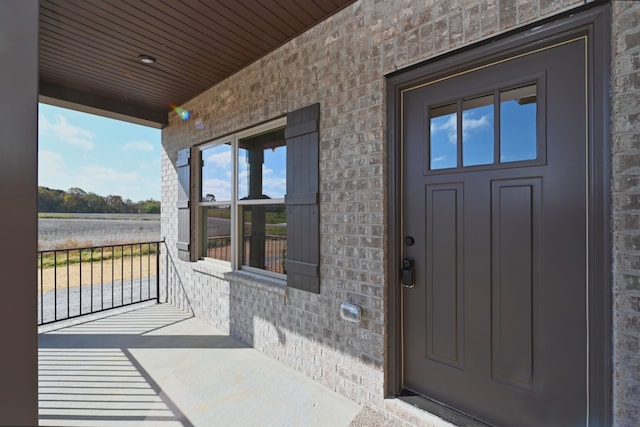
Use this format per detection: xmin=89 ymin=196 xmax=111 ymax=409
xmin=462 ymin=94 xmax=494 ymax=166
xmin=500 ymin=83 xmax=537 ymax=163
xmin=430 ymin=103 xmax=458 ymax=170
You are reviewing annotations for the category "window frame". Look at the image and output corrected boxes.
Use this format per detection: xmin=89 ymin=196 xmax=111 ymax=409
xmin=196 ymin=116 xmax=287 ymax=279
xmin=424 ymin=75 xmax=547 ymax=175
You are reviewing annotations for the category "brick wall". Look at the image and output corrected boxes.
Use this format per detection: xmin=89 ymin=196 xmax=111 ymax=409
xmin=612 ymin=2 xmax=640 ymax=426
xmin=160 ymin=0 xmax=637 ymax=425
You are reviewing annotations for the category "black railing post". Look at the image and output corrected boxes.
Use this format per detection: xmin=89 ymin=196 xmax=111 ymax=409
xmin=66 ymin=251 xmax=70 ymax=318
xmin=90 ymin=248 xmax=94 ymax=312
xmin=39 ymin=252 xmax=43 ymax=324
xmin=53 ymin=250 xmax=57 ymax=321
xmin=156 ymin=242 xmax=160 ymax=302
xmin=100 ymin=247 xmax=104 ymax=311
xmin=79 ymin=249 xmax=83 ymax=315
xmin=120 ymin=244 xmax=124 ymax=306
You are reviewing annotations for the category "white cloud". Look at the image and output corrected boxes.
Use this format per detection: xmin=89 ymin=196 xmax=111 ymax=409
xmin=123 ymin=140 xmax=154 ymax=152
xmin=263 ymin=176 xmax=286 ymax=198
xmin=203 ymin=178 xmax=231 ymax=201
xmin=430 ymin=112 xmax=492 ymax=146
xmin=82 ymin=165 xmax=139 ymax=181
xmin=463 ymin=114 xmax=491 ymax=131
xmin=205 ymin=150 xmax=232 ymax=169
xmin=39 ymin=150 xmax=71 ymax=185
xmin=430 ymin=114 xmax=457 ymax=144
xmin=39 ymin=113 xmax=95 ymax=150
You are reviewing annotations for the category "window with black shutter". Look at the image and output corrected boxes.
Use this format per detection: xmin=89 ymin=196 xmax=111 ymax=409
xmin=188 ymin=103 xmax=320 ymax=292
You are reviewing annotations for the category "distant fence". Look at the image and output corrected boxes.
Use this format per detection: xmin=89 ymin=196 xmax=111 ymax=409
xmin=37 ymin=241 xmax=161 ymax=325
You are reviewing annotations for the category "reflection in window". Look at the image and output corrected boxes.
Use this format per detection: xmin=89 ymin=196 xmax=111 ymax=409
xmin=430 ymin=103 xmax=458 ymax=170
xmin=204 ymin=206 xmax=231 ymax=262
xmin=462 ymin=94 xmax=494 ymax=166
xmin=500 ymin=84 xmax=537 ymax=162
xmin=241 ymin=204 xmax=287 ymax=274
xmin=238 ymin=129 xmax=286 ymax=200
xmin=201 ymin=143 xmax=232 ymax=202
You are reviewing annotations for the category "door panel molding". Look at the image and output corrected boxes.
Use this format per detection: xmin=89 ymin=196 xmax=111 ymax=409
xmin=386 ymin=4 xmax=611 ymax=426
xmin=425 ymin=183 xmax=464 ymax=369
xmin=490 ymin=178 xmax=541 ymax=391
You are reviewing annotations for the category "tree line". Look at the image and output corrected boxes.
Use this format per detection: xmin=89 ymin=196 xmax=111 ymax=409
xmin=38 ymin=186 xmax=160 ymax=214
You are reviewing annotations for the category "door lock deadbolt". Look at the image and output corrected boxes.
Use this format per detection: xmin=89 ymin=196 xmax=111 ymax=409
xmin=401 ymin=257 xmax=415 ymax=288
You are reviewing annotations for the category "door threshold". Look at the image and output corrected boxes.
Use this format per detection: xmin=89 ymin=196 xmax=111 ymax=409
xmin=398 ymin=390 xmax=492 ymax=427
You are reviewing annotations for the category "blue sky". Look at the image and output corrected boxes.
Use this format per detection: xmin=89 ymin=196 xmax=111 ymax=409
xmin=38 ymin=103 xmax=161 ymax=201
xmin=201 ymin=139 xmax=287 ymax=203
xmin=430 ymin=97 xmax=536 ymax=169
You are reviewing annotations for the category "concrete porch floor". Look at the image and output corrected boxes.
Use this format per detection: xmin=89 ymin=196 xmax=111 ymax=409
xmin=37 ymin=303 xmax=383 ymax=427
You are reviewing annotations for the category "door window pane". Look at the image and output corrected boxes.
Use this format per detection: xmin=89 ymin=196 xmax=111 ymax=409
xmin=462 ymin=94 xmax=494 ymax=166
xmin=430 ymin=103 xmax=458 ymax=170
xmin=201 ymin=143 xmax=232 ymax=202
xmin=238 ymin=129 xmax=286 ymax=200
xmin=241 ymin=204 xmax=287 ymax=274
xmin=500 ymin=84 xmax=537 ymax=163
xmin=204 ymin=205 xmax=231 ymax=261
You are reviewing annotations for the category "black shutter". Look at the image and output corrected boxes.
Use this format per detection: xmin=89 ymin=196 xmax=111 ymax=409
xmin=176 ymin=148 xmax=191 ymax=261
xmin=285 ymin=103 xmax=320 ymax=293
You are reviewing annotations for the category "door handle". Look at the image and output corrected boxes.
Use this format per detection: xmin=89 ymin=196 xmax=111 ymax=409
xmin=401 ymin=257 xmax=415 ymax=288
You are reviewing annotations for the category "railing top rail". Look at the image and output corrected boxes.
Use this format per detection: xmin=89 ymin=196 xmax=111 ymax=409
xmin=38 ymin=240 xmax=163 ymax=254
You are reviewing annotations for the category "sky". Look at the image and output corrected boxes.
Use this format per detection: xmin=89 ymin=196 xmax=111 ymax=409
xmin=38 ymin=103 xmax=162 ymax=202
xmin=430 ymin=97 xmax=536 ymax=169
xmin=201 ymin=138 xmax=286 ymax=203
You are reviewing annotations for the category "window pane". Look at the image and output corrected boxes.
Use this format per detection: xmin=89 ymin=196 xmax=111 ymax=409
xmin=201 ymin=143 xmax=232 ymax=202
xmin=430 ymin=103 xmax=458 ymax=170
xmin=204 ymin=205 xmax=231 ymax=261
xmin=462 ymin=94 xmax=494 ymax=166
xmin=241 ymin=204 xmax=287 ymax=274
xmin=500 ymin=83 xmax=537 ymax=163
xmin=238 ymin=129 xmax=286 ymax=200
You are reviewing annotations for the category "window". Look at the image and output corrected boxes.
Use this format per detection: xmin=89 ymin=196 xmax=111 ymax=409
xmin=177 ymin=103 xmax=320 ymax=292
xmin=427 ymin=82 xmax=540 ymax=171
xmin=198 ymin=118 xmax=287 ymax=277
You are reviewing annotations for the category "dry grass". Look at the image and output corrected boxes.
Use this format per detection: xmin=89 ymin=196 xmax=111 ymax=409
xmin=37 ymin=254 xmax=158 ymax=293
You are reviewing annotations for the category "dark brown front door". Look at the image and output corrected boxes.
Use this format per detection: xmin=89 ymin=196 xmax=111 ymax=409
xmin=402 ymin=38 xmax=588 ymax=426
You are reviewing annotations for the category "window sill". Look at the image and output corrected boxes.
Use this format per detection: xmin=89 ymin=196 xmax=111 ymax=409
xmin=194 ymin=260 xmax=288 ymax=299
xmin=228 ymin=270 xmax=288 ymax=299
xmin=193 ymin=259 xmax=232 ymax=279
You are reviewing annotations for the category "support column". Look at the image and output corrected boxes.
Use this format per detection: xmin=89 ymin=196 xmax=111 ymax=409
xmin=247 ymin=147 xmax=266 ymax=269
xmin=0 ymin=1 xmax=39 ymax=425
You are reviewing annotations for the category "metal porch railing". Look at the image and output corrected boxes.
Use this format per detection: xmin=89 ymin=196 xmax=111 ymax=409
xmin=37 ymin=241 xmax=161 ymax=325
xmin=207 ymin=235 xmax=287 ymax=274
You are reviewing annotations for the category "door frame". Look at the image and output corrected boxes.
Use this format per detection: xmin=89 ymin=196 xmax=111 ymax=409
xmin=385 ymin=4 xmax=611 ymax=425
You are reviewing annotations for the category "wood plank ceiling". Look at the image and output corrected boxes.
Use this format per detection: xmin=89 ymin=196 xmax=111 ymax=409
xmin=39 ymin=0 xmax=356 ymax=128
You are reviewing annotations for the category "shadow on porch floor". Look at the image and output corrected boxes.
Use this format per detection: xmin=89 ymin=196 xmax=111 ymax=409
xmin=37 ymin=303 xmax=364 ymax=426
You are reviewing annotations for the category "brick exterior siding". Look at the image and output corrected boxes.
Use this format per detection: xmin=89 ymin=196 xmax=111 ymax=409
xmin=161 ymin=1 xmax=639 ymax=425
xmin=612 ymin=2 xmax=640 ymax=426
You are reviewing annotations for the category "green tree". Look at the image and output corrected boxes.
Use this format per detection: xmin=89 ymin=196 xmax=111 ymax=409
xmin=105 ymin=194 xmax=126 ymax=212
xmin=138 ymin=199 xmax=161 ymax=214
xmin=38 ymin=186 xmax=65 ymax=212
xmin=38 ymin=186 xmax=161 ymax=213
xmin=84 ymin=192 xmax=108 ymax=212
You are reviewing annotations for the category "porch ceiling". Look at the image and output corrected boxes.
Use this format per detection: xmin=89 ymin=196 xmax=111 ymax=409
xmin=39 ymin=0 xmax=356 ymax=128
